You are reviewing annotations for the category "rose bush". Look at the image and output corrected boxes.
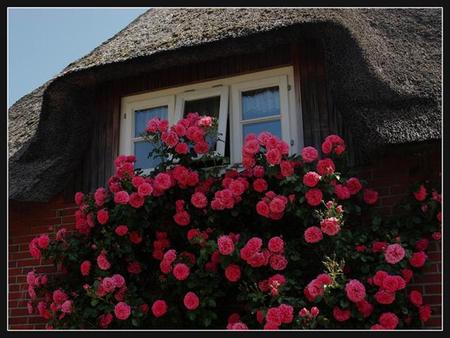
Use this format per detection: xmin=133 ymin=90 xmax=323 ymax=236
xmin=26 ymin=113 xmax=441 ymax=329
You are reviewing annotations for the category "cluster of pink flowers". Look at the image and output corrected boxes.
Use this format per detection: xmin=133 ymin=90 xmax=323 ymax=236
xmin=258 ymin=274 xmax=286 ymax=296
xmin=371 ymin=312 xmax=399 ymax=330
xmin=263 ymin=303 xmax=294 ymax=329
xmin=146 ymin=113 xmax=213 ymax=156
xmin=304 ymin=273 xmax=333 ymax=302
xmin=29 ymin=234 xmax=50 ymax=259
xmin=211 ymin=171 xmax=248 ymax=210
xmin=25 ymin=121 xmax=440 ymax=329
xmin=369 ymin=270 xmax=406 ymax=305
xmin=299 ymin=306 xmax=320 ymax=320
xmin=321 ymin=134 xmax=345 ymax=155
xmin=240 ymin=237 xmax=288 ymax=270
xmin=256 ymin=191 xmax=289 ymax=220
xmin=152 ymin=231 xmax=170 ymax=260
xmin=95 ymin=274 xmax=127 ymax=301
xmin=242 ymin=132 xmax=290 ymax=169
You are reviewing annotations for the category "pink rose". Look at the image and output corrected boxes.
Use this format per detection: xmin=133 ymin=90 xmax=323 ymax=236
xmin=320 ymin=217 xmax=340 ymax=236
xmin=301 ymin=146 xmax=318 ymax=163
xmin=183 ymin=292 xmax=200 ymax=310
xmin=384 ymin=244 xmax=405 ymax=264
xmin=363 ymin=189 xmax=378 ymax=205
xmin=345 ymin=279 xmax=366 ymax=303
xmin=172 ymin=263 xmax=190 ymax=280
xmin=304 ymin=226 xmax=323 ymax=243
xmin=80 ymin=260 xmax=91 ymax=276
xmin=114 ymin=302 xmax=131 ymax=320
xmin=225 ymin=264 xmax=241 ymax=282
xmin=303 ymin=171 xmax=321 ymax=187
xmin=409 ymin=251 xmax=427 ymax=268
xmin=114 ymin=191 xmax=130 ymax=205
xmin=305 ymin=188 xmax=323 ymax=206
xmin=217 ymin=235 xmax=235 ymax=256
xmin=151 ymin=300 xmax=168 ymax=318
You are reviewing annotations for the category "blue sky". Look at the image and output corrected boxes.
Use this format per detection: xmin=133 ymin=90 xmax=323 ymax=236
xmin=8 ymin=8 xmax=150 ymax=107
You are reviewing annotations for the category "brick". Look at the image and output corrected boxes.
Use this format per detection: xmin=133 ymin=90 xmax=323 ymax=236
xmin=9 ymin=244 xmax=19 ymax=253
xmin=9 ymin=317 xmax=28 ymax=324
xmin=411 ymin=273 xmax=441 ymax=283
xmin=9 ymin=252 xmax=33 ymax=260
xmin=9 ymin=268 xmax=23 ymax=276
xmin=10 ymin=308 xmax=31 ymax=317
xmin=424 ymin=284 xmax=442 ymax=295
xmin=423 ymin=295 xmax=441 ymax=305
xmin=422 ymin=263 xmax=438 ymax=273
xmin=423 ymin=317 xmax=442 ymax=328
xmin=29 ymin=316 xmax=46 ymax=324
xmin=427 ymin=252 xmax=441 ymax=261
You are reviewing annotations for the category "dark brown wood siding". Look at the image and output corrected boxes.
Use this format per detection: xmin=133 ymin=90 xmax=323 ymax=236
xmin=64 ymin=40 xmax=338 ymax=198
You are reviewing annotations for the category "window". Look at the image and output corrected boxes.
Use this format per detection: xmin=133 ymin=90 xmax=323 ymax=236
xmin=120 ymin=67 xmax=302 ymax=170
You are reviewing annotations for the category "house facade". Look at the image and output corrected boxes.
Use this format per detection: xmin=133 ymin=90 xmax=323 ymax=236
xmin=8 ymin=8 xmax=441 ymax=329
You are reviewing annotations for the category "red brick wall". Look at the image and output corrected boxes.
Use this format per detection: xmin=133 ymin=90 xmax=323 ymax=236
xmin=8 ymin=146 xmax=441 ymax=329
xmin=8 ymin=195 xmax=77 ymax=329
xmin=357 ymin=145 xmax=442 ymax=329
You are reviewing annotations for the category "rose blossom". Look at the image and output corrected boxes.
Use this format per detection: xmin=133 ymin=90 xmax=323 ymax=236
xmin=301 ymin=146 xmax=319 ymax=163
xmin=303 ymin=171 xmax=321 ymax=187
xmin=191 ymin=192 xmax=208 ymax=209
xmin=183 ymin=292 xmax=200 ymax=310
xmin=414 ymin=185 xmax=427 ymax=201
xmin=316 ymin=158 xmax=335 ymax=176
xmin=345 ymin=279 xmax=366 ymax=303
xmin=37 ymin=235 xmax=50 ymax=249
xmin=304 ymin=226 xmax=323 ymax=243
xmin=363 ymin=189 xmax=378 ymax=205
xmin=346 ymin=177 xmax=362 ymax=195
xmin=419 ymin=305 xmax=431 ymax=322
xmin=305 ymin=188 xmax=323 ymax=206
xmin=320 ymin=217 xmax=340 ymax=236
xmin=173 ymin=263 xmax=190 ymax=280
xmin=151 ymin=300 xmax=168 ymax=318
xmin=379 ymin=312 xmax=399 ymax=329
xmin=333 ymin=307 xmax=351 ymax=322
xmin=114 ymin=191 xmax=130 ymax=205
xmin=98 ymin=313 xmax=113 ymax=328
xmin=115 ymin=225 xmax=129 ymax=236
xmin=114 ymin=302 xmax=131 ymax=320
xmin=217 ymin=235 xmax=235 ymax=255
xmin=225 ymin=264 xmax=241 ymax=282
xmin=384 ymin=243 xmax=406 ymax=264
xmin=409 ymin=251 xmax=427 ymax=268
xmin=80 ymin=260 xmax=91 ymax=276
xmin=268 ymin=236 xmax=284 ymax=254
xmin=256 ymin=201 xmax=270 ymax=217
xmin=97 ymin=209 xmax=109 ymax=225
xmin=97 ymin=252 xmax=111 ymax=270
xmin=409 ymin=290 xmax=423 ymax=307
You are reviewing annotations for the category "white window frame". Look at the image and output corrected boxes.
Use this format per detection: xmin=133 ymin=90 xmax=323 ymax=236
xmin=230 ymin=74 xmax=296 ymax=163
xmin=174 ymin=86 xmax=229 ymax=156
xmin=120 ymin=66 xmax=302 ymax=169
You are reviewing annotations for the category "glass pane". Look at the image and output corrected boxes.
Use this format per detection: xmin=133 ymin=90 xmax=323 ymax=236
xmin=242 ymin=86 xmax=280 ymax=120
xmin=184 ymin=96 xmax=221 ymax=149
xmin=243 ymin=120 xmax=282 ymax=140
xmin=184 ymin=96 xmax=220 ymax=118
xmin=135 ymin=106 xmax=168 ymax=137
xmin=134 ymin=141 xmax=161 ymax=169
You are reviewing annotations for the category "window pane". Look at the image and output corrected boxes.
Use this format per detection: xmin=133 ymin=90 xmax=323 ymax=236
xmin=184 ymin=96 xmax=221 ymax=149
xmin=243 ymin=120 xmax=282 ymax=140
xmin=134 ymin=141 xmax=161 ymax=169
xmin=135 ymin=106 xmax=168 ymax=137
xmin=242 ymin=86 xmax=280 ymax=120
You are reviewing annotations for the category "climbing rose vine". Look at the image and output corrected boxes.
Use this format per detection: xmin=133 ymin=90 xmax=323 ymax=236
xmin=26 ymin=113 xmax=441 ymax=329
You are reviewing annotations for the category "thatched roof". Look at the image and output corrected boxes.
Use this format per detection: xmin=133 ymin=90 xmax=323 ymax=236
xmin=8 ymin=8 xmax=441 ymax=202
